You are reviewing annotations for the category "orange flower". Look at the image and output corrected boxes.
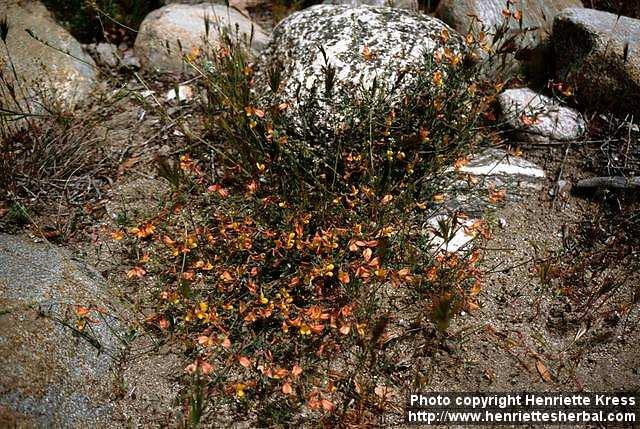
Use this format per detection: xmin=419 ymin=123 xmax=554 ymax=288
xmin=419 ymin=127 xmax=430 ymax=142
xmin=520 ymin=113 xmax=539 ymax=126
xmin=309 ymin=323 xmax=324 ymax=334
xmin=158 ymin=317 xmax=169 ymax=330
xmin=200 ymin=361 xmax=214 ymax=374
xmin=440 ymin=28 xmax=450 ymax=43
xmin=110 ymin=230 xmax=124 ymax=241
xmin=322 ymin=399 xmax=335 ymax=411
xmin=362 ymin=44 xmax=374 ymax=61
xmin=489 ymin=189 xmax=506 ymax=203
xmin=338 ymin=271 xmax=350 ymax=284
xmin=126 ymin=266 xmax=146 ymax=278
xmin=129 ymin=222 xmax=155 ymax=239
xmin=453 ymin=156 xmax=469 ymax=171
xmin=245 ymin=106 xmax=265 ymax=118
xmin=432 ymin=71 xmax=443 ymax=87
xmin=239 ymin=356 xmax=251 ymax=368
xmin=185 ymin=46 xmax=200 ymax=62
xmin=75 ymin=305 xmax=90 ymax=317
xmin=426 ymin=266 xmax=438 ymax=282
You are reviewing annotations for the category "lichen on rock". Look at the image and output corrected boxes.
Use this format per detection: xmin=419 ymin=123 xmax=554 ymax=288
xmin=253 ymin=4 xmax=466 ymax=131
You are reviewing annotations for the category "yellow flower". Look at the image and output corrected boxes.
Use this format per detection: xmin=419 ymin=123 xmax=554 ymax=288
xmin=322 ymin=263 xmax=334 ymax=277
xmin=186 ymin=46 xmax=200 ymax=62
xmin=300 ymin=324 xmax=311 ymax=335
xmin=235 ymin=383 xmax=246 ymax=398
xmin=195 ymin=302 xmax=208 ymax=320
xmin=186 ymin=236 xmax=198 ymax=249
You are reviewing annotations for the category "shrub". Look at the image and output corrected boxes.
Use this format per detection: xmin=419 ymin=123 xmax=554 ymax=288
xmin=111 ymin=20 xmax=516 ymax=424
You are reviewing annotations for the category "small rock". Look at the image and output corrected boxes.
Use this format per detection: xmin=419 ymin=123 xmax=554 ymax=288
xmin=427 ymin=215 xmax=479 ymax=253
xmin=254 ymin=5 xmax=464 ymax=131
xmin=442 ymin=149 xmax=545 ymax=216
xmin=549 ymin=179 xmax=571 ymax=198
xmin=121 ymin=50 xmax=142 ymax=69
xmin=552 ymin=8 xmax=640 ymax=118
xmin=498 ymin=88 xmax=586 ymax=143
xmin=436 ymin=0 xmax=583 ymax=74
xmin=451 ymin=148 xmax=545 ymax=180
xmin=85 ymin=42 xmax=120 ymax=67
xmin=165 ymin=85 xmax=194 ymax=102
xmin=134 ymin=4 xmax=269 ymax=73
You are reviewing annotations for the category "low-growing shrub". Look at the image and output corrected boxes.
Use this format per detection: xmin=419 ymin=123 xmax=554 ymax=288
xmin=112 ymin=17 xmax=520 ymax=423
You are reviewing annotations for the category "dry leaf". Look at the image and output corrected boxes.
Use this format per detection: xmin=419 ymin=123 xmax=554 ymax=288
xmin=118 ymin=156 xmax=141 ymax=174
xmin=374 ymin=385 xmax=395 ymax=400
xmin=321 ymin=399 xmax=335 ymax=412
xmin=536 ymin=360 xmax=553 ymax=383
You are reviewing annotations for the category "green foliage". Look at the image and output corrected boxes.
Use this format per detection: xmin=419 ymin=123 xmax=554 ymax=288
xmin=196 ymin=31 xmax=496 ymax=208
xmin=41 ymin=0 xmax=162 ymax=43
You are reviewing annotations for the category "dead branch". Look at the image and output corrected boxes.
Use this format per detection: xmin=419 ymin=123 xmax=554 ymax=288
xmin=575 ymin=176 xmax=640 ymax=190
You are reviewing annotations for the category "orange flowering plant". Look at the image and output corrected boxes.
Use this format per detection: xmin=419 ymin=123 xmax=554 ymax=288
xmin=112 ymin=24 xmax=522 ymax=425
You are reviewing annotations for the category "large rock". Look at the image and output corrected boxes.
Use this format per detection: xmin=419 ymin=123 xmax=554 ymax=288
xmin=323 ymin=0 xmax=418 ymax=10
xmin=552 ymin=8 xmax=640 ymax=118
xmin=436 ymin=0 xmax=583 ymax=73
xmin=0 ymin=1 xmax=97 ymax=113
xmin=134 ymin=3 xmax=269 ymax=73
xmin=254 ymin=4 xmax=465 ymax=129
xmin=498 ymin=88 xmax=586 ymax=143
xmin=0 ymin=234 xmax=124 ymax=427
